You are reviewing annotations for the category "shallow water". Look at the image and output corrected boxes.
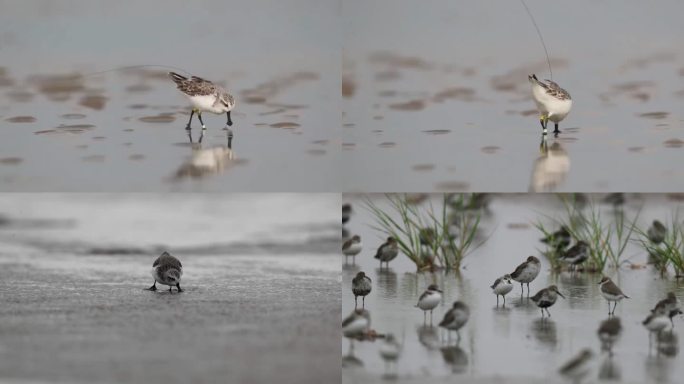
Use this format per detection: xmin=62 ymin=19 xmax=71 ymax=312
xmin=0 ymin=194 xmax=340 ymax=384
xmin=0 ymin=0 xmax=340 ymax=191
xmin=342 ymin=0 xmax=684 ymax=192
xmin=342 ymin=194 xmax=684 ymax=383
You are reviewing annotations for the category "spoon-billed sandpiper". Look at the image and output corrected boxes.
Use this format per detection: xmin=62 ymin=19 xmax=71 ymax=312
xmin=558 ymin=349 xmax=593 ymax=383
xmin=375 ymin=237 xmax=399 ymax=269
xmin=490 ymin=274 xmax=513 ymax=307
xmin=531 ymin=285 xmax=565 ymax=318
xmin=342 ymin=235 xmax=363 ymax=262
xmin=643 ymin=310 xmax=670 ymax=349
xmin=416 ymin=284 xmax=443 ymax=323
xmin=560 ymin=241 xmax=589 ymax=271
xmin=352 ymin=271 xmax=372 ymax=309
xmin=510 ymin=256 xmax=541 ymax=296
xmin=597 ymin=317 xmax=622 ymax=354
xmin=647 ymin=220 xmax=667 ymax=244
xmin=169 ymin=72 xmax=235 ymax=132
xmin=343 ymin=309 xmax=370 ymax=339
xmin=652 ymin=292 xmax=681 ymax=328
xmin=528 ymin=74 xmax=572 ymax=135
xmin=598 ymin=277 xmax=629 ymax=316
xmin=146 ymin=251 xmax=183 ymax=293
xmin=439 ymin=301 xmax=470 ymax=343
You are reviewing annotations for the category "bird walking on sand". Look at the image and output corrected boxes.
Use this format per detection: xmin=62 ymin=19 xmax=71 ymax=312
xmin=598 ymin=277 xmax=629 ymax=316
xmin=168 ymin=72 xmax=235 ymax=133
xmin=531 ymin=285 xmax=565 ymax=318
xmin=146 ymin=251 xmax=183 ymax=293
xmin=510 ymin=256 xmax=541 ymax=296
xmin=416 ymin=284 xmax=443 ymax=324
xmin=375 ymin=237 xmax=399 ymax=269
xmin=352 ymin=271 xmax=372 ymax=309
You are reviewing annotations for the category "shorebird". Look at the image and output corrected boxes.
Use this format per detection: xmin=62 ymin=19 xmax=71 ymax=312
xmin=598 ymin=277 xmax=629 ymax=316
xmin=490 ymin=274 xmax=514 ymax=307
xmin=375 ymin=237 xmax=399 ymax=269
xmin=439 ymin=301 xmax=470 ymax=344
xmin=528 ymin=74 xmax=572 ymax=135
xmin=379 ymin=333 xmax=402 ymax=375
xmin=651 ymin=292 xmax=681 ymax=328
xmin=169 ymin=72 xmax=235 ymax=132
xmin=597 ymin=317 xmax=622 ymax=355
xmin=342 ymin=309 xmax=370 ymax=339
xmin=647 ymin=220 xmax=667 ymax=244
xmin=643 ymin=310 xmax=670 ymax=350
xmin=352 ymin=271 xmax=372 ymax=309
xmin=416 ymin=284 xmax=443 ymax=323
xmin=342 ymin=235 xmax=363 ymax=262
xmin=541 ymin=226 xmax=571 ymax=251
xmin=510 ymin=256 xmax=541 ymax=296
xmin=146 ymin=251 xmax=183 ymax=293
xmin=558 ymin=349 xmax=593 ymax=384
xmin=342 ymin=203 xmax=352 ymax=225
xmin=531 ymin=285 xmax=565 ymax=318
xmin=560 ymin=241 xmax=589 ymax=271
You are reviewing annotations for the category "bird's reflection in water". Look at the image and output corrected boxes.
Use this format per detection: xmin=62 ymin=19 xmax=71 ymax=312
xmin=173 ymin=129 xmax=240 ymax=180
xmin=531 ymin=318 xmax=558 ymax=348
xmin=598 ymin=355 xmax=621 ymax=381
xmin=440 ymin=345 xmax=468 ymax=374
xmin=375 ymin=268 xmax=398 ymax=300
xmin=417 ymin=324 xmax=440 ymax=351
xmin=342 ymin=348 xmax=364 ymax=369
xmin=657 ymin=330 xmax=679 ymax=357
xmin=530 ymin=135 xmax=570 ymax=192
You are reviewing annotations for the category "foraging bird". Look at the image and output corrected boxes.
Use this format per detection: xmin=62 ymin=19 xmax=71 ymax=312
xmin=560 ymin=241 xmax=589 ymax=271
xmin=416 ymin=284 xmax=443 ymax=323
xmin=558 ymin=349 xmax=593 ymax=384
xmin=169 ymin=72 xmax=235 ymax=131
xmin=342 ymin=203 xmax=352 ymax=225
xmin=439 ymin=301 xmax=470 ymax=343
xmin=510 ymin=256 xmax=541 ymax=296
xmin=490 ymin=274 xmax=514 ymax=307
xmin=146 ymin=251 xmax=183 ymax=293
xmin=342 ymin=309 xmax=370 ymax=339
xmin=598 ymin=277 xmax=629 ymax=316
xmin=540 ymin=226 xmax=571 ymax=251
xmin=342 ymin=235 xmax=363 ymax=261
xmin=597 ymin=317 xmax=622 ymax=354
xmin=352 ymin=271 xmax=372 ymax=309
xmin=531 ymin=285 xmax=565 ymax=318
xmin=528 ymin=74 xmax=572 ymax=135
xmin=651 ymin=292 xmax=681 ymax=328
xmin=375 ymin=237 xmax=399 ymax=269
xmin=647 ymin=220 xmax=667 ymax=244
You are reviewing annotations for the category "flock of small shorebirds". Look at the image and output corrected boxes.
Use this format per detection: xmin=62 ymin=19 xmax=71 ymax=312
xmin=341 ymin=203 xmax=682 ymax=380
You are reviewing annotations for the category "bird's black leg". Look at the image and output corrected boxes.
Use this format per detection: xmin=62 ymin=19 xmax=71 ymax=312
xmin=354 ymin=296 xmax=358 ymax=309
xmin=362 ymin=296 xmax=365 ymax=308
xmin=146 ymin=281 xmax=157 ymax=291
xmin=496 ymin=295 xmax=499 ymax=307
xmin=169 ymin=286 xmax=172 ymax=293
xmin=226 ymin=111 xmax=233 ymax=126
xmin=553 ymin=123 xmax=561 ymax=135
xmin=197 ymin=111 xmax=206 ymax=130
xmin=540 ymin=115 xmax=547 ymax=135
xmin=526 ymin=282 xmax=530 ymax=297
xmin=186 ymin=109 xmax=195 ymax=130
xmin=176 ymin=283 xmax=183 ymax=293
xmin=503 ymin=295 xmax=506 ymax=307
xmin=520 ymin=283 xmax=524 ymax=296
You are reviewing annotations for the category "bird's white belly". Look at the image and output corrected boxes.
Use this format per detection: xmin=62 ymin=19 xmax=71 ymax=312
xmin=418 ymin=294 xmax=441 ymax=310
xmin=343 ymin=317 xmax=369 ymax=337
xmin=493 ymin=283 xmax=513 ymax=296
xmin=600 ymin=291 xmax=623 ymax=302
xmin=188 ymin=95 xmax=223 ymax=114
xmin=515 ymin=265 xmax=540 ymax=283
xmin=645 ymin=317 xmax=669 ymax=332
xmin=548 ymin=99 xmax=572 ymax=122
xmin=151 ymin=267 xmax=181 ymax=286
xmin=344 ymin=243 xmax=363 ymax=256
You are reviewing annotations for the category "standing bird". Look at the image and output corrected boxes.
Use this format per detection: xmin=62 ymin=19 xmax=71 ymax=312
xmin=597 ymin=317 xmax=622 ymax=355
xmin=558 ymin=349 xmax=594 ymax=384
xmin=560 ymin=241 xmax=589 ymax=272
xmin=146 ymin=251 xmax=183 ymax=293
xmin=379 ymin=333 xmax=402 ymax=375
xmin=647 ymin=220 xmax=667 ymax=245
xmin=642 ymin=310 xmax=670 ymax=350
xmin=531 ymin=285 xmax=565 ymax=318
xmin=375 ymin=237 xmax=399 ymax=269
xmin=416 ymin=284 xmax=443 ymax=324
xmin=540 ymin=226 xmax=571 ymax=251
xmin=598 ymin=277 xmax=629 ymax=316
xmin=342 ymin=203 xmax=352 ymax=225
xmin=490 ymin=274 xmax=514 ymax=307
xmin=342 ymin=235 xmax=363 ymax=262
xmin=352 ymin=271 xmax=372 ymax=309
xmin=168 ymin=72 xmax=235 ymax=133
xmin=651 ymin=292 xmax=681 ymax=328
xmin=510 ymin=256 xmax=541 ymax=296
xmin=342 ymin=309 xmax=370 ymax=339
xmin=528 ymin=74 xmax=572 ymax=135
xmin=439 ymin=301 xmax=470 ymax=344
